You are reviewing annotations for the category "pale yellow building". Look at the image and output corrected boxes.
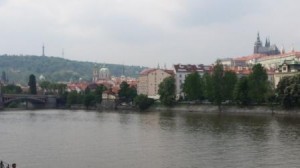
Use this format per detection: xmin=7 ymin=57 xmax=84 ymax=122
xmin=137 ymin=68 xmax=174 ymax=98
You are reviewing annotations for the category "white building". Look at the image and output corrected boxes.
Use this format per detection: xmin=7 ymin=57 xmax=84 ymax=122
xmin=173 ymin=64 xmax=212 ymax=99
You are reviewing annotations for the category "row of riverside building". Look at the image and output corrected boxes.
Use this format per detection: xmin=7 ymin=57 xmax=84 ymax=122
xmin=137 ymin=33 xmax=300 ymax=100
xmin=137 ymin=64 xmax=213 ymax=100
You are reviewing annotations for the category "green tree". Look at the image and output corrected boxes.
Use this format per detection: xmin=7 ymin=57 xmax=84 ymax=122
xmin=276 ymin=76 xmax=290 ymax=96
xmin=2 ymin=84 xmax=22 ymax=94
xmin=265 ymin=81 xmax=277 ymax=111
xmin=1 ymin=71 xmax=7 ymax=83
xmin=276 ymin=74 xmax=300 ymax=109
xmin=57 ymin=83 xmax=67 ymax=96
xmin=223 ymin=71 xmax=238 ymax=102
xmin=84 ymin=87 xmax=91 ymax=94
xmin=118 ymin=81 xmax=137 ymax=103
xmin=84 ymin=93 xmax=96 ymax=109
xmin=28 ymin=74 xmax=37 ymax=94
xmin=77 ymin=92 xmax=85 ymax=104
xmin=212 ymin=60 xmax=224 ymax=111
xmin=39 ymin=81 xmax=51 ymax=94
xmin=158 ymin=76 xmax=176 ymax=106
xmin=119 ymin=81 xmax=129 ymax=99
xmin=183 ymin=72 xmax=203 ymax=101
xmin=203 ymin=72 xmax=214 ymax=102
xmin=234 ymin=76 xmax=250 ymax=106
xmin=128 ymin=86 xmax=137 ymax=102
xmin=67 ymin=91 xmax=78 ymax=106
xmin=95 ymin=85 xmax=106 ymax=104
xmin=134 ymin=94 xmax=154 ymax=111
xmin=248 ymin=64 xmax=269 ymax=104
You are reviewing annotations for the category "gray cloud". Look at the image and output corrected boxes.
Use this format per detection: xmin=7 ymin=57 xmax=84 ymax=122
xmin=0 ymin=0 xmax=299 ymax=67
xmin=102 ymin=15 xmax=164 ymax=44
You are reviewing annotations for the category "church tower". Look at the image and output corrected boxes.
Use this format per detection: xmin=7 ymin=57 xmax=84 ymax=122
xmin=254 ymin=33 xmax=262 ymax=54
xmin=93 ymin=65 xmax=99 ymax=82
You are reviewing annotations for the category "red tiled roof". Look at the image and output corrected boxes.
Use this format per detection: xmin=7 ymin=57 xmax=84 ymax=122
xmin=163 ymin=69 xmax=175 ymax=75
xmin=224 ymin=66 xmax=275 ymax=76
xmin=67 ymin=82 xmax=88 ymax=91
xmin=258 ymin=51 xmax=300 ymax=61
xmin=139 ymin=68 xmax=156 ymax=75
xmin=232 ymin=51 xmax=300 ymax=62
xmin=233 ymin=54 xmax=266 ymax=61
xmin=174 ymin=64 xmax=212 ymax=73
xmin=224 ymin=66 xmax=251 ymax=75
xmin=139 ymin=68 xmax=174 ymax=75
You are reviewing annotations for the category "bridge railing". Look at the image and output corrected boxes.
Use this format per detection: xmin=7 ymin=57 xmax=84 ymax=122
xmin=0 ymin=160 xmax=10 ymax=168
xmin=3 ymin=94 xmax=47 ymax=98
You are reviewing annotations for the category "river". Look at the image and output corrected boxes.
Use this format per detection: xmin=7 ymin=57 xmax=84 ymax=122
xmin=0 ymin=110 xmax=300 ymax=168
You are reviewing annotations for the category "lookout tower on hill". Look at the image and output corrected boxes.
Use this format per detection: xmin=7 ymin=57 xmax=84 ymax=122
xmin=42 ymin=44 xmax=45 ymax=57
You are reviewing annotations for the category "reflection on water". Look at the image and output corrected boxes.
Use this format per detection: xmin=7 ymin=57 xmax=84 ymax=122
xmin=0 ymin=110 xmax=300 ymax=168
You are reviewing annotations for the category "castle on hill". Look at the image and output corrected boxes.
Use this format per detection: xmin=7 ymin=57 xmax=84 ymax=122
xmin=253 ymin=33 xmax=280 ymax=55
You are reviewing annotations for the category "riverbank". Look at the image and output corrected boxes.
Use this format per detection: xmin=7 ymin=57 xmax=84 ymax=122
xmin=2 ymin=102 xmax=300 ymax=116
xmin=150 ymin=103 xmax=300 ymax=115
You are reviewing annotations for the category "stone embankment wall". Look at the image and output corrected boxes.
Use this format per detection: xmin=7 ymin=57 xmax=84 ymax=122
xmin=151 ymin=104 xmax=300 ymax=115
xmin=98 ymin=99 xmax=116 ymax=110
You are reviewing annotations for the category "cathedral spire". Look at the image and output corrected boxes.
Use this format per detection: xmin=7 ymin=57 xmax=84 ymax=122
xmin=255 ymin=32 xmax=262 ymax=46
xmin=265 ymin=37 xmax=270 ymax=47
xmin=254 ymin=32 xmax=262 ymax=54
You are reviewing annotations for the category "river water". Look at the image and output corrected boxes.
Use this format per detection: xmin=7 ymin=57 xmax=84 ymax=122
xmin=0 ymin=110 xmax=300 ymax=168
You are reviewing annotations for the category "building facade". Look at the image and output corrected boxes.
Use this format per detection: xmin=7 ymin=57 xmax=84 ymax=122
xmin=137 ymin=68 xmax=174 ymax=98
xmin=257 ymin=52 xmax=300 ymax=70
xmin=173 ymin=64 xmax=212 ymax=99
xmin=93 ymin=65 xmax=111 ymax=82
xmin=274 ymin=59 xmax=300 ymax=87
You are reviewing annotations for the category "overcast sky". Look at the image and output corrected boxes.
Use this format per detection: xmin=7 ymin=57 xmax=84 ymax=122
xmin=0 ymin=0 xmax=299 ymax=67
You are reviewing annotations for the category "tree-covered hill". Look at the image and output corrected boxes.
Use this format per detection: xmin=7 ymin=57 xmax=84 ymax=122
xmin=0 ymin=55 xmax=146 ymax=85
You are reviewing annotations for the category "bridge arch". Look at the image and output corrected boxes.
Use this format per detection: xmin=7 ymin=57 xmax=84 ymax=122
xmin=0 ymin=94 xmax=58 ymax=109
xmin=3 ymin=97 xmax=46 ymax=105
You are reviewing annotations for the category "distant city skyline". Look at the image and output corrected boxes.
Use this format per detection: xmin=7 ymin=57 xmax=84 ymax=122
xmin=0 ymin=0 xmax=299 ymax=67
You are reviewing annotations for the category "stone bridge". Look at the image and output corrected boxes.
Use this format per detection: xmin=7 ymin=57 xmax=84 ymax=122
xmin=0 ymin=94 xmax=58 ymax=109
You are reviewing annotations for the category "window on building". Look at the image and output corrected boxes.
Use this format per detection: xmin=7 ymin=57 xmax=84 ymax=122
xmin=282 ymin=66 xmax=287 ymax=72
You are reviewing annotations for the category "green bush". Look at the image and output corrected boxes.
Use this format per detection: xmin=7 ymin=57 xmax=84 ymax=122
xmin=134 ymin=94 xmax=154 ymax=111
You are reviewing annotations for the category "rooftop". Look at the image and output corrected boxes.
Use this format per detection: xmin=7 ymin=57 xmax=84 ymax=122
xmin=139 ymin=68 xmax=174 ymax=75
xmin=233 ymin=54 xmax=266 ymax=61
xmin=173 ymin=64 xmax=212 ymax=73
xmin=258 ymin=51 xmax=300 ymax=61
